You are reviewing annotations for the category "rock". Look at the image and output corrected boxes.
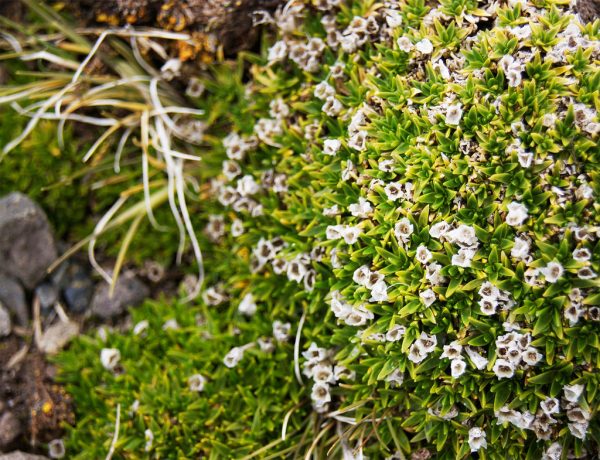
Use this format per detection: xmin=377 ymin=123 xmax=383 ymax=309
xmin=0 ymin=302 xmax=11 ymax=337
xmin=38 ymin=320 xmax=80 ymax=355
xmin=0 ymin=411 xmax=21 ymax=448
xmin=578 ymin=0 xmax=600 ymax=22
xmin=0 ymin=275 xmax=28 ymax=326
xmin=90 ymin=272 xmax=149 ymax=319
xmin=35 ymin=283 xmax=58 ymax=311
xmin=0 ymin=452 xmax=49 ymax=460
xmin=61 ymin=263 xmax=93 ymax=314
xmin=0 ymin=193 xmax=57 ymax=289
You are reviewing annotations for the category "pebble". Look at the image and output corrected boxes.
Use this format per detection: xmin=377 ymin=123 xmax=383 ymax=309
xmin=0 ymin=411 xmax=22 ymax=448
xmin=0 ymin=275 xmax=28 ymax=326
xmin=90 ymin=272 xmax=149 ymax=319
xmin=0 ymin=302 xmax=11 ymax=337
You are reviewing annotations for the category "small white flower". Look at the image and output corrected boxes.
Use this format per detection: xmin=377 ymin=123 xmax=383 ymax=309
xmin=573 ymin=247 xmax=591 ymax=262
xmin=466 ymin=347 xmax=489 ymax=370
xmin=314 ymin=81 xmax=336 ymax=100
xmin=224 ymin=346 xmax=247 ymax=368
xmin=287 ymin=257 xmax=308 ymax=283
xmin=385 ymin=9 xmax=403 ymax=28
xmin=479 ymin=298 xmax=498 ymax=316
xmin=323 ymin=97 xmax=344 ymax=116
xmin=468 ymin=427 xmax=487 ymax=453
xmin=133 ymin=320 xmax=149 ymax=336
xmin=450 ymin=358 xmax=467 ymax=378
xmin=334 ymin=364 xmax=355 ymax=381
xmin=451 ymin=248 xmax=476 ymax=268
xmin=397 ymin=36 xmax=413 ymax=52
xmin=302 ymin=342 xmax=327 ymax=363
xmin=415 ymin=245 xmax=432 ymax=264
xmin=394 ymin=218 xmax=414 ymax=243
xmin=273 ymin=320 xmax=291 ymax=342
xmin=563 ymin=383 xmax=585 ymax=403
xmin=326 ymin=224 xmax=344 ymax=240
xmin=568 ymin=421 xmax=589 ymax=440
xmin=323 ymin=204 xmax=340 ymax=217
xmin=540 ymin=397 xmax=560 ymax=416
xmin=408 ymin=341 xmax=428 ymax=363
xmin=445 ymin=104 xmax=463 ymax=125
xmin=419 ymin=288 xmax=436 ymax=307
xmin=385 ymin=369 xmax=405 ymax=387
xmin=231 ymin=218 xmax=244 ymax=237
xmin=268 ymin=40 xmax=287 ymax=63
xmin=144 ymin=429 xmax=154 ymax=452
xmin=48 ymin=439 xmax=66 ymax=459
xmin=311 ymin=382 xmax=331 ymax=405
xmin=493 ymin=358 xmax=515 ymax=379
xmin=386 ymin=324 xmax=406 ymax=342
xmin=238 ymin=293 xmax=257 ymax=316
xmin=341 ymin=226 xmax=362 ymax=244
xmin=429 ymin=221 xmax=450 ymax=239
xmin=369 ymin=279 xmax=389 ymax=302
xmin=384 ymin=182 xmax=403 ymax=201
xmin=348 ymin=130 xmax=367 ymax=151
xmin=100 ymin=348 xmax=120 ymax=371
xmin=353 ymin=265 xmax=371 ymax=286
xmin=312 ymin=363 xmax=336 ymax=383
xmin=236 ymin=175 xmax=260 ymax=196
xmin=257 ymin=337 xmax=275 ymax=353
xmin=447 ymin=224 xmax=477 ymax=247
xmin=348 ymin=197 xmax=373 ymax=218
xmin=418 ymin=332 xmax=437 ymax=353
xmin=542 ymin=442 xmax=562 ymax=460
xmin=441 ymin=341 xmax=463 ymax=360
xmin=415 ymin=38 xmax=433 ymax=54
xmin=522 ymin=347 xmax=542 ymax=366
xmin=541 ymin=261 xmax=564 ymax=283
xmin=323 ymin=138 xmax=341 ymax=156
xmin=162 ymin=319 xmax=179 ymax=330
xmin=188 ymin=374 xmax=206 ymax=392
xmin=511 ymin=236 xmax=530 ymax=260
xmin=506 ymin=201 xmax=528 ymax=227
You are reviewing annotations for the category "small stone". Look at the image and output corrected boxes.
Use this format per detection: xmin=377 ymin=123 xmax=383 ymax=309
xmin=62 ymin=263 xmax=93 ymax=313
xmin=38 ymin=320 xmax=80 ymax=355
xmin=35 ymin=283 xmax=58 ymax=311
xmin=0 ymin=411 xmax=22 ymax=448
xmin=0 ymin=274 xmax=28 ymax=326
xmin=0 ymin=193 xmax=57 ymax=289
xmin=90 ymin=272 xmax=149 ymax=319
xmin=0 ymin=302 xmax=11 ymax=337
xmin=0 ymin=452 xmax=49 ymax=460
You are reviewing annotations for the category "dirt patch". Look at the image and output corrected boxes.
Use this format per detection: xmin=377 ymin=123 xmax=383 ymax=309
xmin=0 ymin=336 xmax=73 ymax=453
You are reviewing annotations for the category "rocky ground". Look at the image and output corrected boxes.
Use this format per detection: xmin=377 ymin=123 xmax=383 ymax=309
xmin=0 ymin=192 xmax=160 ymax=458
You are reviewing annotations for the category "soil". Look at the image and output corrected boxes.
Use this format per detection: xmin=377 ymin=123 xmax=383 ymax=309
xmin=0 ymin=336 xmax=74 ymax=454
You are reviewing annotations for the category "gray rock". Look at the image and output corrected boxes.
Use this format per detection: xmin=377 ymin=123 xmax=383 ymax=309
xmin=0 ymin=193 xmax=57 ymax=289
xmin=90 ymin=272 xmax=149 ymax=319
xmin=62 ymin=264 xmax=93 ymax=314
xmin=35 ymin=283 xmax=58 ymax=311
xmin=0 ymin=452 xmax=49 ymax=460
xmin=38 ymin=320 xmax=80 ymax=355
xmin=0 ymin=275 xmax=27 ymax=326
xmin=0 ymin=303 xmax=11 ymax=337
xmin=0 ymin=411 xmax=21 ymax=448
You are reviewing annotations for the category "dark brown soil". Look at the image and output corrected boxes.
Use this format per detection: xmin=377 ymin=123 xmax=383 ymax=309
xmin=0 ymin=335 xmax=74 ymax=453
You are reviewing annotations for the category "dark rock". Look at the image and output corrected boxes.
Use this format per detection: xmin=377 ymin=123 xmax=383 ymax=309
xmin=0 ymin=411 xmax=21 ymax=448
xmin=62 ymin=264 xmax=94 ymax=314
xmin=90 ymin=272 xmax=149 ymax=319
xmin=577 ymin=0 xmax=600 ymax=22
xmin=0 ymin=275 xmax=28 ymax=326
xmin=0 ymin=193 xmax=57 ymax=289
xmin=35 ymin=283 xmax=58 ymax=311
xmin=0 ymin=452 xmax=49 ymax=460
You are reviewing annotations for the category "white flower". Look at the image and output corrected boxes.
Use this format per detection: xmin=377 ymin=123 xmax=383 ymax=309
xmin=100 ymin=348 xmax=120 ymax=371
xmin=429 ymin=221 xmax=450 ymax=239
xmin=445 ymin=104 xmax=463 ymax=125
xmin=478 ymin=281 xmax=500 ymax=300
xmin=48 ymin=439 xmax=66 ymax=459
xmin=353 ymin=265 xmax=371 ymax=286
xmin=522 ymin=347 xmax=542 ymax=366
xmin=447 ymin=224 xmax=477 ymax=247
xmin=468 ymin=427 xmax=487 ymax=452
xmin=326 ymin=224 xmax=344 ymax=240
xmin=369 ymin=279 xmax=389 ymax=302
xmin=312 ymin=364 xmax=336 ymax=383
xmin=419 ymin=288 xmax=436 ymax=307
xmin=479 ymin=298 xmax=498 ymax=316
xmin=493 ymin=359 xmax=515 ymax=379
xmin=231 ymin=218 xmax=244 ymax=237
xmin=323 ymin=138 xmax=341 ymax=156
xmin=385 ymin=369 xmax=404 ymax=387
xmin=188 ymin=374 xmax=206 ymax=392
xmin=323 ymin=204 xmax=340 ymax=217
xmin=236 ymin=175 xmax=260 ymax=196
xmin=452 ymin=248 xmax=476 ymax=268
xmin=314 ymin=81 xmax=336 ymax=100
xmin=408 ymin=341 xmax=428 ymax=363
xmin=323 ymin=97 xmax=343 ymax=116
xmin=573 ymin=247 xmax=592 ymax=262
xmin=495 ymin=406 xmax=517 ymax=425
xmin=384 ymin=182 xmax=403 ymax=201
xmin=514 ymin=411 xmax=534 ymax=430
xmin=257 ymin=337 xmax=275 ymax=353
xmin=224 ymin=346 xmax=245 ymax=368
xmin=441 ymin=341 xmax=462 ymax=360
xmin=450 ymin=358 xmax=467 ymax=378
xmin=517 ymin=150 xmax=533 ymax=167
xmin=568 ymin=422 xmax=589 ymax=440
xmin=542 ymin=442 xmax=562 ymax=460
xmin=341 ymin=226 xmax=362 ymax=244
xmin=417 ymin=332 xmax=437 ymax=352
xmin=287 ymin=257 xmax=308 ymax=283
xmin=348 ymin=130 xmax=367 ymax=151
xmin=303 ymin=342 xmax=327 ymax=363
xmin=506 ymin=201 xmax=528 ymax=226
xmin=238 ymin=293 xmax=257 ymax=316
xmin=563 ymin=383 xmax=584 ymax=403
xmin=511 ymin=236 xmax=530 ymax=260
xmin=540 ymin=397 xmax=560 ymax=416
xmin=144 ymin=429 xmax=154 ymax=452
xmin=162 ymin=319 xmax=179 ymax=330
xmin=160 ymin=58 xmax=181 ymax=80
xmin=385 ymin=9 xmax=403 ymax=28
xmin=415 ymin=245 xmax=432 ymax=264
xmin=394 ymin=218 xmax=414 ymax=243
xmin=397 ymin=36 xmax=413 ymax=52
xmin=541 ymin=261 xmax=564 ymax=283
xmin=334 ymin=365 xmax=355 ymax=381
xmin=466 ymin=347 xmax=489 ymax=370
xmin=268 ymin=40 xmax=287 ymax=63
xmin=415 ymin=38 xmax=433 ymax=54
xmin=273 ymin=320 xmax=291 ymax=342
xmin=425 ymin=262 xmax=446 ymax=285
xmin=349 ymin=197 xmax=373 ymax=218
xmin=311 ymin=382 xmax=331 ymax=406
xmin=133 ymin=320 xmax=149 ymax=336
xmin=386 ymin=324 xmax=406 ymax=342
